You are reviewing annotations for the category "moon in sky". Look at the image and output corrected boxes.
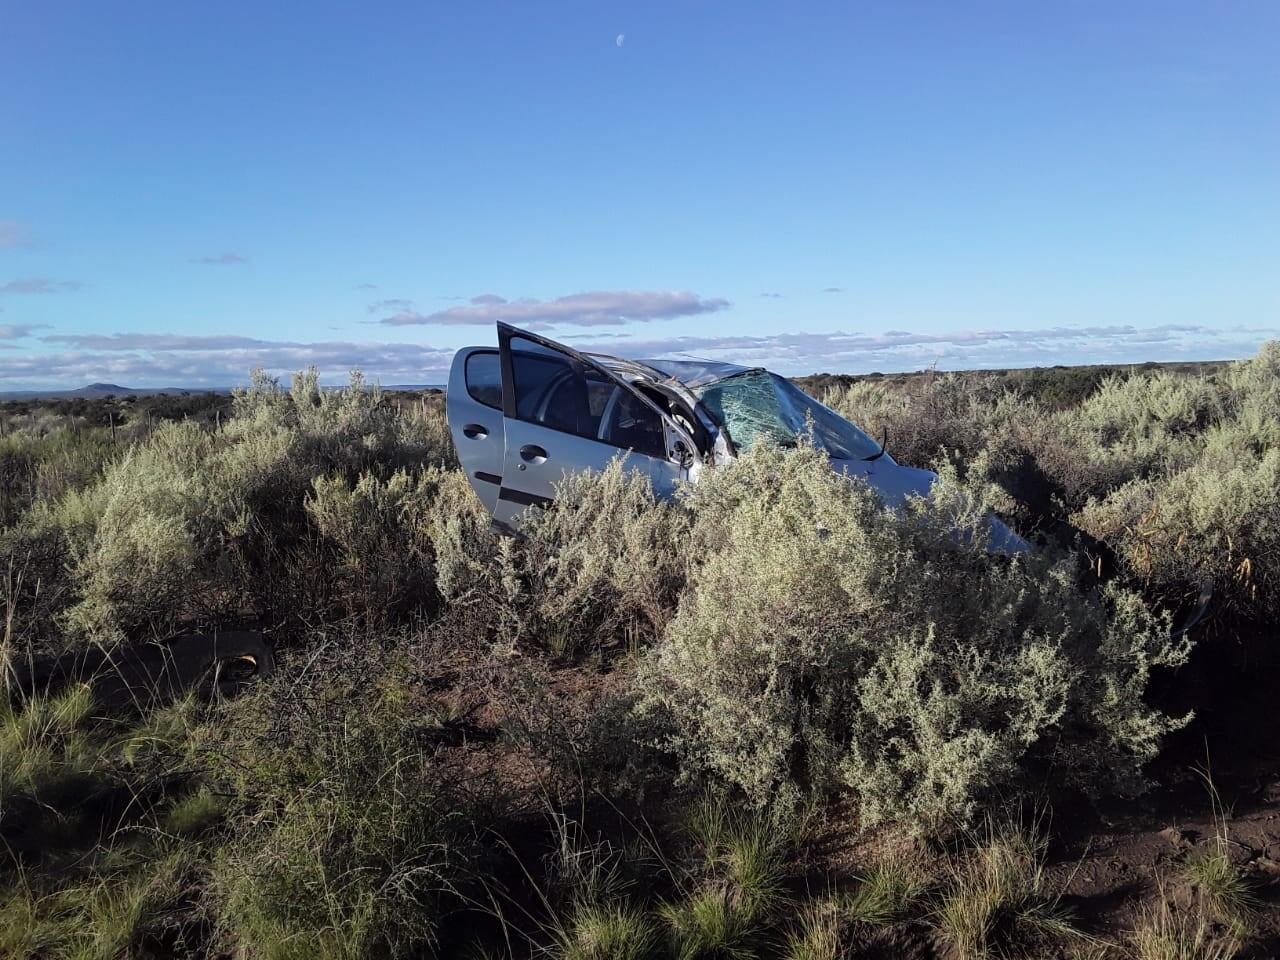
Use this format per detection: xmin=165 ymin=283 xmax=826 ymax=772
xmin=616 ymin=33 xmax=625 ymax=47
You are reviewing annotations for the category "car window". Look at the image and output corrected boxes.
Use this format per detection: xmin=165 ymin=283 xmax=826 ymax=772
xmin=509 ymin=336 xmax=668 ymax=457
xmin=464 ymin=350 xmax=502 ymax=409
xmin=509 ymin=340 xmax=579 ymax=425
xmin=601 ymin=388 xmax=665 ymax=457
xmin=584 ymin=371 xmax=615 ymax=417
xmin=696 ymin=370 xmax=881 ymax=460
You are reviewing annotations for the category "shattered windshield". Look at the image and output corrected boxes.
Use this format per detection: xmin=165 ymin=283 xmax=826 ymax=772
xmin=695 ymin=370 xmax=883 ymax=460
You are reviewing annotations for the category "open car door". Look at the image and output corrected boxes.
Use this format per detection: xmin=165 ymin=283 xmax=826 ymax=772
xmin=492 ymin=322 xmax=695 ymax=529
xmin=446 ymin=346 xmax=506 ymax=516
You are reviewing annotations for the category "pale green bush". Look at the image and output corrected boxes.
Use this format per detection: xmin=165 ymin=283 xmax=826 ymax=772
xmin=230 ymin=367 xmax=455 ymax=477
xmin=829 ymin=345 xmax=1280 ymax=622
xmin=0 ymin=426 xmax=116 ymax=528
xmin=1072 ymin=344 xmax=1280 ymax=618
xmin=638 ymin=443 xmax=1189 ymax=828
xmin=426 ymin=470 xmax=504 ymax=606
xmin=305 ymin=467 xmax=461 ymax=624
xmin=426 ymin=459 xmax=689 ymax=658
xmin=1 ymin=369 xmax=460 ymax=644
xmin=827 ymin=374 xmax=1030 ymax=472
xmin=1075 ymin=445 xmax=1280 ymax=618
xmin=1028 ymin=371 xmax=1223 ymax=508
xmin=472 ymin=460 xmax=690 ymax=658
xmin=59 ymin=421 xmax=227 ymax=639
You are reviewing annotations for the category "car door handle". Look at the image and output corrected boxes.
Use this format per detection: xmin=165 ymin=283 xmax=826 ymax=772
xmin=519 ymin=444 xmax=548 ymax=464
xmin=462 ymin=423 xmax=489 ymax=439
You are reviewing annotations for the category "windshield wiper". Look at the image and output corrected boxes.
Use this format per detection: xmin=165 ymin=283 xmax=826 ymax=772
xmin=862 ymin=427 xmax=889 ymax=462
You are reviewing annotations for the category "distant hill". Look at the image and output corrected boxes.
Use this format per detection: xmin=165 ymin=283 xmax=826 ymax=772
xmin=0 ymin=383 xmax=226 ymax=402
xmin=0 ymin=382 xmax=447 ymax=402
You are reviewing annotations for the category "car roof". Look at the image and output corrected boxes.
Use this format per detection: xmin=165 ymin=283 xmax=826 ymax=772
xmin=587 ymin=354 xmax=756 ymax=390
xmin=493 ymin=322 xmax=758 ymax=392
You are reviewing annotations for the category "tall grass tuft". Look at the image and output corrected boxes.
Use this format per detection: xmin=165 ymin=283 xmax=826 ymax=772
xmin=933 ymin=821 xmax=1079 ymax=960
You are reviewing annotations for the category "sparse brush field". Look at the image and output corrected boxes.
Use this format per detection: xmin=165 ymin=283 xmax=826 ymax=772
xmin=2 ymin=349 xmax=1279 ymax=959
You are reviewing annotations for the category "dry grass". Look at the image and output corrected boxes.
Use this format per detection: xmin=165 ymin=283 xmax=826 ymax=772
xmin=1130 ymin=893 xmax=1238 ymax=960
xmin=933 ymin=821 xmax=1080 ymax=960
xmin=558 ymin=901 xmax=657 ymax=960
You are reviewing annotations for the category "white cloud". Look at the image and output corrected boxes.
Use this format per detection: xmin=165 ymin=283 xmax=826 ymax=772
xmin=6 ymin=332 xmax=455 ymax=388
xmin=0 ymin=323 xmax=45 ymax=340
xmin=565 ymin=324 xmax=1280 ymax=374
xmin=3 ymin=323 xmax=1275 ymax=390
xmin=380 ymin=289 xmax=730 ymax=328
xmin=366 ymin=298 xmax=414 ymax=313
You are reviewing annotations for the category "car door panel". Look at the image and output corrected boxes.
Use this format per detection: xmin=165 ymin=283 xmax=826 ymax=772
xmin=493 ymin=323 xmax=690 ymax=528
xmin=494 ymin=419 xmax=684 ymax=526
xmin=445 ymin=347 xmax=506 ymax=515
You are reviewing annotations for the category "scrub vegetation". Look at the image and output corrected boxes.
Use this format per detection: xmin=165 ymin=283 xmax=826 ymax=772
xmin=1 ymin=347 xmax=1277 ymax=958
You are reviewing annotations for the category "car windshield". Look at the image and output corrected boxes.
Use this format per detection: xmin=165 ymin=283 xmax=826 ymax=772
xmin=695 ymin=370 xmax=883 ymax=460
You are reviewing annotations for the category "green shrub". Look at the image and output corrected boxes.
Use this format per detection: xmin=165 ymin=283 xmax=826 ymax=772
xmin=1129 ymin=891 xmax=1237 ymax=960
xmin=428 ymin=469 xmax=504 ymax=606
xmin=841 ymin=861 xmax=924 ymax=926
xmin=0 ymin=368 xmax=460 ymax=646
xmin=660 ymin=887 xmax=763 ymax=960
xmin=655 ymin=801 xmax=791 ymax=960
xmin=638 ymin=443 xmax=1189 ymax=827
xmin=50 ymin=421 xmax=227 ymax=639
xmin=510 ymin=460 xmax=689 ymax=656
xmin=0 ymin=849 xmax=201 ymax=960
xmin=230 ymin=367 xmax=455 ymax=478
xmin=439 ymin=459 xmax=690 ymax=658
xmin=305 ymin=467 xmax=457 ymax=625
xmin=825 ymin=373 xmax=1029 ymax=472
xmin=1073 ymin=344 xmax=1280 ymax=618
xmin=783 ymin=900 xmax=846 ymax=960
xmin=0 ymin=425 xmax=116 ymax=527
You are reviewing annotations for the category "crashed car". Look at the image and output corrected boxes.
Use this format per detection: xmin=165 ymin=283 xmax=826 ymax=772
xmin=446 ymin=322 xmax=1028 ymax=552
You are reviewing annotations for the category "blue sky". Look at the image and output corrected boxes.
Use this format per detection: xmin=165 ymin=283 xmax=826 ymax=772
xmin=1 ymin=0 xmax=1277 ymax=387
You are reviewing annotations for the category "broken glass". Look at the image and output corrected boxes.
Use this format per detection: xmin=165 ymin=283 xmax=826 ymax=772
xmin=696 ymin=370 xmax=882 ymax=461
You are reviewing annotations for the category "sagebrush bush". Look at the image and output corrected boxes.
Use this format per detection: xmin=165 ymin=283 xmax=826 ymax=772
xmin=830 ymin=344 xmax=1280 ymax=621
xmin=431 ymin=459 xmax=690 ymax=658
xmin=827 ymin=373 xmax=1031 ymax=473
xmin=57 ymin=421 xmax=224 ymax=639
xmin=231 ymin=367 xmax=456 ymax=477
xmin=0 ymin=369 xmax=460 ymax=646
xmin=1072 ymin=344 xmax=1280 ymax=618
xmin=506 ymin=460 xmax=690 ymax=656
xmin=0 ymin=425 xmax=117 ymax=528
xmin=305 ymin=467 xmax=458 ymax=625
xmin=638 ymin=443 xmax=1189 ymax=827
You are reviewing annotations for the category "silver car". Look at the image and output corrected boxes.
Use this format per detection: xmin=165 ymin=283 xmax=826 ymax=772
xmin=446 ymin=322 xmax=1028 ymax=552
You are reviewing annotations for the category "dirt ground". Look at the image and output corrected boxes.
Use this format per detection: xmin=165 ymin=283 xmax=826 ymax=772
xmin=1046 ymin=626 xmax=1280 ymax=957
